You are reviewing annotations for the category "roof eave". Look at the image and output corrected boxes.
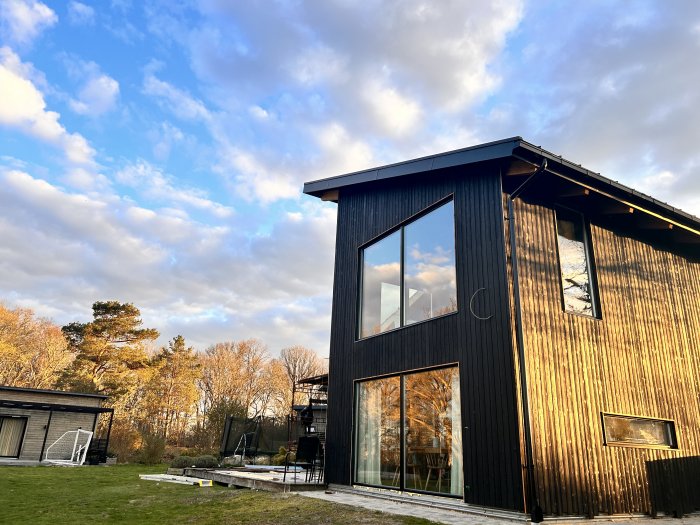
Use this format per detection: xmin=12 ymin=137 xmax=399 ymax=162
xmin=303 ymin=136 xmax=523 ymax=198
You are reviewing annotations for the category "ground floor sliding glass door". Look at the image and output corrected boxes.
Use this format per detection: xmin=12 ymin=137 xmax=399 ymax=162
xmin=354 ymin=366 xmax=462 ymax=497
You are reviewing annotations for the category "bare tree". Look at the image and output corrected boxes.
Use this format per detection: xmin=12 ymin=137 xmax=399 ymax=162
xmin=278 ymin=345 xmax=326 ymax=410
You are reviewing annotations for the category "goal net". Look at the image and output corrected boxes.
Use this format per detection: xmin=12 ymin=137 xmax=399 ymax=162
xmin=44 ymin=429 xmax=93 ymax=465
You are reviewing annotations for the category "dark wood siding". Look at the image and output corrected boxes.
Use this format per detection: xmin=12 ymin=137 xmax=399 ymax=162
xmin=510 ymin=197 xmax=700 ymax=517
xmin=325 ymin=164 xmax=524 ymax=510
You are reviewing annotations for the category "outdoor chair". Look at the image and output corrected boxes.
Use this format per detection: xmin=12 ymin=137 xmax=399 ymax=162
xmin=283 ymin=435 xmax=320 ymax=483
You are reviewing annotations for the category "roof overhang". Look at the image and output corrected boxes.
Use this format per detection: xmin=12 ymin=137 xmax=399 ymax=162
xmin=0 ymin=398 xmax=113 ymax=414
xmin=303 ymin=136 xmax=700 ymax=240
xmin=0 ymin=385 xmax=108 ymax=399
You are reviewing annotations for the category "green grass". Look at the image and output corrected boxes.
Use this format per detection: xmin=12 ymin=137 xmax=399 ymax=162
xmin=0 ymin=464 xmax=436 ymax=525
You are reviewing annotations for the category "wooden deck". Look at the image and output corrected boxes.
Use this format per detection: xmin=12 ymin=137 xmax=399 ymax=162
xmin=183 ymin=466 xmax=324 ymax=492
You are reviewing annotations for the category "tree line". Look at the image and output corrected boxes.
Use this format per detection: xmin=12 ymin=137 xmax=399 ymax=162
xmin=0 ymin=301 xmax=326 ymax=458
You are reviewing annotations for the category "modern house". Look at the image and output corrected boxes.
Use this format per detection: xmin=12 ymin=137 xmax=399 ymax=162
xmin=0 ymin=385 xmax=113 ymax=463
xmin=303 ymin=137 xmax=700 ymax=520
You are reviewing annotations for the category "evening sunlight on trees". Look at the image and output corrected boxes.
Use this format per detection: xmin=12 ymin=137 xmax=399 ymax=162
xmin=0 ymin=299 xmax=327 ymax=459
xmin=0 ymin=304 xmax=72 ymax=389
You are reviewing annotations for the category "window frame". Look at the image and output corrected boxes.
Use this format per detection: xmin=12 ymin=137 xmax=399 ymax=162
xmin=357 ymin=196 xmax=458 ymax=341
xmin=553 ymin=205 xmax=601 ymax=319
xmin=601 ymin=412 xmax=678 ymax=450
xmin=351 ymin=363 xmax=462 ymax=497
xmin=0 ymin=415 xmax=28 ymax=458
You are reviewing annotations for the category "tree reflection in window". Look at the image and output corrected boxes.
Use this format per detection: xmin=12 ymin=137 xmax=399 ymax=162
xmin=555 ymin=208 xmax=598 ymax=317
xmin=603 ymin=413 xmax=676 ymax=448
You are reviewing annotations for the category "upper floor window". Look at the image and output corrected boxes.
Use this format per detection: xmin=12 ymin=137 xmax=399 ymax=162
xmin=359 ymin=199 xmax=457 ymax=339
xmin=555 ymin=207 xmax=599 ymax=317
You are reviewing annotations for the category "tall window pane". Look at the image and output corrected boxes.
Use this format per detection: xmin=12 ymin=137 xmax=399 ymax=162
xmin=403 ymin=201 xmax=457 ymax=325
xmin=354 ymin=376 xmax=401 ymax=486
xmin=556 ymin=208 xmax=597 ymax=316
xmin=404 ymin=368 xmax=462 ymax=496
xmin=360 ymin=231 xmax=401 ymax=338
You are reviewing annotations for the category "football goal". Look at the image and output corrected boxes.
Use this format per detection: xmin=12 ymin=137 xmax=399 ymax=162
xmin=44 ymin=429 xmax=93 ymax=465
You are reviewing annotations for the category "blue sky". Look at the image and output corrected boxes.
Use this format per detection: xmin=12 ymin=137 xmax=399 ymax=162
xmin=1 ymin=0 xmax=699 ymax=355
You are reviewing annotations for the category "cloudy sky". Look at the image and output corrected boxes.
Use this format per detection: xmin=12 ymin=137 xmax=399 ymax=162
xmin=1 ymin=0 xmax=699 ymax=355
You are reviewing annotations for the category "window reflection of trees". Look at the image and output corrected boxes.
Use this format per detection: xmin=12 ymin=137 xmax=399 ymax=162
xmin=556 ymin=211 xmax=594 ymax=316
xmin=604 ymin=415 xmax=673 ymax=447
xmin=355 ymin=368 xmax=463 ymax=495
xmin=355 ymin=376 xmax=401 ymax=486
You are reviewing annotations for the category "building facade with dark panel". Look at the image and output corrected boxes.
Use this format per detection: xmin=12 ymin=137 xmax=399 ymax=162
xmin=303 ymin=137 xmax=700 ymax=520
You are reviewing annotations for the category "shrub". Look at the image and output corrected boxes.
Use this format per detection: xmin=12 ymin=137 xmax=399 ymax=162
xmin=171 ymin=455 xmax=195 ymax=468
xmin=193 ymin=455 xmax=218 ymax=468
xmin=139 ymin=432 xmax=166 ymax=465
xmin=271 ymin=446 xmax=291 ymax=466
xmin=108 ymin=421 xmax=142 ymax=463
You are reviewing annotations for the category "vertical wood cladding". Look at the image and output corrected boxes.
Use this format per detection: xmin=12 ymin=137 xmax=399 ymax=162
xmin=510 ymin=198 xmax=700 ymax=516
xmin=325 ymin=164 xmax=524 ymax=510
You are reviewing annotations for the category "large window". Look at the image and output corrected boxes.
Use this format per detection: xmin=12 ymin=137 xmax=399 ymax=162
xmin=360 ymin=199 xmax=457 ymax=338
xmin=354 ymin=367 xmax=463 ymax=496
xmin=602 ymin=413 xmax=677 ymax=449
xmin=555 ymin=207 xmax=599 ymax=317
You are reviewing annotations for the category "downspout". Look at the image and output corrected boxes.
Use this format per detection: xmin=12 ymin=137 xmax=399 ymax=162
xmin=507 ymin=159 xmax=546 ymax=523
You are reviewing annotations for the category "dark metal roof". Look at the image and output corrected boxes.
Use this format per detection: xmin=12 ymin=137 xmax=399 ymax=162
xmin=297 ymin=373 xmax=328 ymax=386
xmin=0 ymin=385 xmax=108 ymax=399
xmin=0 ymin=399 xmax=113 ymax=414
xmin=303 ymin=136 xmax=520 ymax=197
xmin=303 ymin=136 xmax=700 ymax=233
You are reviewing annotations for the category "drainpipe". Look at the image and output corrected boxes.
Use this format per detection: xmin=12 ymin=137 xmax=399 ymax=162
xmin=507 ymin=159 xmax=546 ymax=523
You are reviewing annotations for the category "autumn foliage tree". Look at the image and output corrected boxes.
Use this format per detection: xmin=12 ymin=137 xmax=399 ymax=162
xmin=0 ymin=304 xmax=72 ymax=389
xmin=195 ymin=339 xmax=272 ymax=447
xmin=1 ymin=296 xmax=330 ymax=458
xmin=140 ymin=335 xmax=201 ymax=444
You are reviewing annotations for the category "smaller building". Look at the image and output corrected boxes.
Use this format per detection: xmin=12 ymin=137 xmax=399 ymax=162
xmin=0 ymin=386 xmax=113 ymax=462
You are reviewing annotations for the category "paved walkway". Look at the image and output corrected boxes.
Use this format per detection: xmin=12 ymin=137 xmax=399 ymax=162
xmin=298 ymin=490 xmax=700 ymax=525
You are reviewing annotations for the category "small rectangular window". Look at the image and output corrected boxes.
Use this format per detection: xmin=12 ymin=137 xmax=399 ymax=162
xmin=555 ymin=207 xmax=599 ymax=317
xmin=602 ymin=413 xmax=677 ymax=449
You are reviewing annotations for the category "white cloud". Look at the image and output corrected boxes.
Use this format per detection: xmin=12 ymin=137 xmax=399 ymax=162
xmin=143 ymin=73 xmax=213 ymax=123
xmin=313 ymin=122 xmax=374 ymax=177
xmin=116 ymin=160 xmax=234 ymax=218
xmin=222 ymin=148 xmax=299 ymax=203
xmin=150 ymin=121 xmax=185 ymax=160
xmin=362 ymin=79 xmax=422 ymax=137
xmin=67 ymin=1 xmax=95 ymax=26
xmin=69 ymin=73 xmax=119 ymax=116
xmin=0 ymin=0 xmax=57 ymax=45
xmin=0 ymin=166 xmax=336 ymax=352
xmin=63 ymin=57 xmax=120 ymax=117
xmin=0 ymin=47 xmax=95 ymax=166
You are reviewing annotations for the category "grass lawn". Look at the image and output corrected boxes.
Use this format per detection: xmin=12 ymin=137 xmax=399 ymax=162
xmin=0 ymin=464 xmax=436 ymax=525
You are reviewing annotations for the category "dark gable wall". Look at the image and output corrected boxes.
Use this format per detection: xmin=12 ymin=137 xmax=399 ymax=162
xmin=511 ymin=197 xmax=700 ymax=516
xmin=325 ymin=162 xmax=525 ymax=510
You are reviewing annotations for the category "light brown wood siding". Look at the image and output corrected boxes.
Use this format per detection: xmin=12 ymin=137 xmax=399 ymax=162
xmin=508 ymin=197 xmax=700 ymax=516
